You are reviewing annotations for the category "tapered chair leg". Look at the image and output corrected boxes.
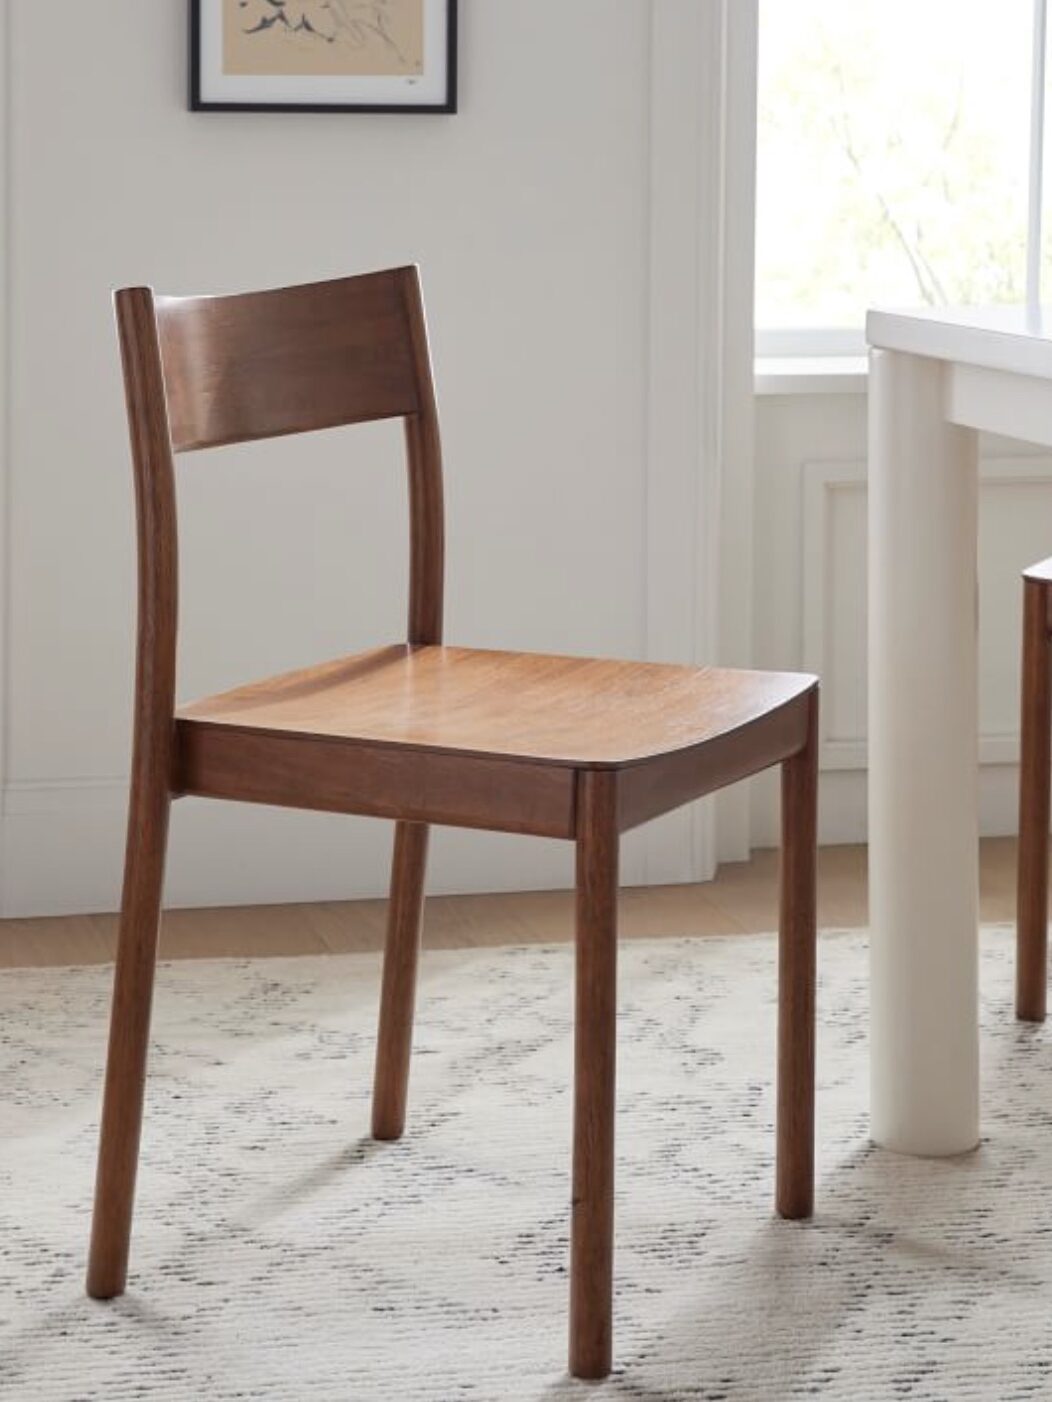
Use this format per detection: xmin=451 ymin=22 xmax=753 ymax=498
xmin=776 ymin=689 xmax=818 ymax=1221
xmin=372 ymin=821 xmax=430 ymax=1140
xmin=569 ymin=770 xmax=619 ymax=1381
xmin=1018 ymin=578 xmax=1052 ymax=1022
xmin=87 ymin=784 xmax=171 ymax=1299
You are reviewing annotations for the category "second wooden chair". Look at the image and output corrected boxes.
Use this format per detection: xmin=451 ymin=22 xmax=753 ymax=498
xmin=1017 ymin=558 xmax=1052 ymax=1020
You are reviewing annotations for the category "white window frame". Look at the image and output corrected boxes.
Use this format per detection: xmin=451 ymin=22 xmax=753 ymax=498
xmin=756 ymin=0 xmax=1049 ymax=370
xmin=755 ymin=327 xmax=865 ymax=358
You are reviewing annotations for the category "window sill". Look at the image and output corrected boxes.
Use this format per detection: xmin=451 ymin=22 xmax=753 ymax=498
xmin=754 ymin=356 xmax=869 ymax=396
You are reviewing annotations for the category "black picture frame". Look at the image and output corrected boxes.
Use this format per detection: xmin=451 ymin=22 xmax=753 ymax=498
xmin=189 ymin=1 xmax=458 ymax=114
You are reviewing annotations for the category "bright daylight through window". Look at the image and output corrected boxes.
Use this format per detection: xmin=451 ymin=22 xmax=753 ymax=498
xmin=756 ymin=0 xmax=1046 ymax=355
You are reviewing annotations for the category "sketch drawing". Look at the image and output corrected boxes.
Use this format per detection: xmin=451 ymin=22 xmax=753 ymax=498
xmin=225 ymin=0 xmax=424 ymax=77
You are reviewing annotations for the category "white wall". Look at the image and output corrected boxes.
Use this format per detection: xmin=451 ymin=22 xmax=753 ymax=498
xmin=0 ymin=1 xmax=660 ymax=915
xmin=13 ymin=4 xmax=1031 ymax=917
xmin=750 ymin=386 xmax=1052 ymax=847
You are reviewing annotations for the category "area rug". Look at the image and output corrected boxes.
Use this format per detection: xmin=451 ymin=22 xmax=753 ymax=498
xmin=2 ymin=928 xmax=1052 ymax=1400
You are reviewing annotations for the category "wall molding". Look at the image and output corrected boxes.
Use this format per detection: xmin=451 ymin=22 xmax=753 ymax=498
xmin=801 ymin=458 xmax=867 ymax=771
xmin=2 ymin=777 xmax=128 ymax=815
xmin=0 ymin=777 xmax=611 ymax=918
xmin=713 ymin=0 xmax=759 ymax=865
xmin=644 ymin=0 xmax=758 ymax=883
xmin=803 ymin=453 xmax=1052 ymax=773
xmin=0 ymin=3 xmax=10 ymax=911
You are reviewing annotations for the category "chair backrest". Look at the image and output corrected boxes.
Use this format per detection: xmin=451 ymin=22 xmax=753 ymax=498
xmin=154 ymin=269 xmax=428 ymax=453
xmin=114 ymin=267 xmax=445 ymax=749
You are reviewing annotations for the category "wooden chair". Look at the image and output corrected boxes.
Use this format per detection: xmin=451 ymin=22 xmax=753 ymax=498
xmin=1017 ymin=558 xmax=1052 ymax=1021
xmin=87 ymin=266 xmax=819 ymax=1380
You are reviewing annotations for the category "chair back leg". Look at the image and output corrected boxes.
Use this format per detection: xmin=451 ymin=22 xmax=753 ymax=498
xmin=1018 ymin=577 xmax=1051 ymax=1022
xmin=776 ymin=689 xmax=818 ymax=1221
xmin=372 ymin=821 xmax=430 ymax=1139
xmin=569 ymin=770 xmax=619 ymax=1381
xmin=86 ymin=784 xmax=171 ymax=1299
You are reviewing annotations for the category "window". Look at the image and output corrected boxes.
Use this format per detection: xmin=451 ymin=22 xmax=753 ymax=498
xmin=756 ymin=0 xmax=1047 ymax=356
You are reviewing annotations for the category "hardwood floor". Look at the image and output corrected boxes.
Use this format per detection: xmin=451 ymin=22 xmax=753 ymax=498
xmin=0 ymin=838 xmax=1028 ymax=970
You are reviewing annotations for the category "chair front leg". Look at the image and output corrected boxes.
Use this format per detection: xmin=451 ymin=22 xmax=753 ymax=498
xmin=776 ymin=688 xmax=818 ymax=1221
xmin=1017 ymin=578 xmax=1051 ymax=1022
xmin=570 ymin=769 xmax=619 ymax=1381
xmin=87 ymin=778 xmax=171 ymax=1299
xmin=372 ymin=821 xmax=429 ymax=1139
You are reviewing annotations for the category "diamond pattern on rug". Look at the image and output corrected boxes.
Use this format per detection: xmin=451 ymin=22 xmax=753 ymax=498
xmin=2 ymin=929 xmax=1051 ymax=1400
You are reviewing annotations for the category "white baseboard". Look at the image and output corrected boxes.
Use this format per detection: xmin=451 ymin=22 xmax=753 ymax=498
xmin=3 ymin=764 xmax=1027 ymax=918
xmin=0 ymin=780 xmax=670 ymax=918
xmin=749 ymin=765 xmax=1029 ymax=850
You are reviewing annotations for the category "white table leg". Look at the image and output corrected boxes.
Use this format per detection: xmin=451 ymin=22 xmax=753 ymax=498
xmin=868 ymin=348 xmax=980 ymax=1156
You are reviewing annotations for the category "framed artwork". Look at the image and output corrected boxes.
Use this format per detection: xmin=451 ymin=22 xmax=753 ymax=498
xmin=190 ymin=1 xmax=458 ymax=113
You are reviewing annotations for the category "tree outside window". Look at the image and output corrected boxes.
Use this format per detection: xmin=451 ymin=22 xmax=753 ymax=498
xmin=756 ymin=0 xmax=1038 ymax=341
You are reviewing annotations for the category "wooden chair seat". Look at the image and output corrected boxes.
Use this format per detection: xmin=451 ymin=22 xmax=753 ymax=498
xmin=175 ymin=645 xmax=813 ymax=841
xmin=177 ymin=644 xmax=812 ymax=764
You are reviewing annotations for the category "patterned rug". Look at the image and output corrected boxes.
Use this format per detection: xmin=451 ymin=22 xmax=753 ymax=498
xmin=2 ymin=927 xmax=1051 ymax=1400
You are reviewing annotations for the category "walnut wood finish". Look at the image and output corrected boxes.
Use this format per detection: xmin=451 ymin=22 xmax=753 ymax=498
xmin=175 ymin=644 xmax=811 ymax=767
xmin=617 ymin=686 xmax=811 ymax=833
xmin=87 ymin=288 xmax=178 ymax=1300
xmin=776 ymin=688 xmax=818 ymax=1218
xmin=156 ymin=268 xmax=444 ymax=643
xmin=1017 ymin=565 xmax=1052 ymax=1021
xmin=570 ymin=770 xmax=619 ymax=1380
xmin=176 ymin=722 xmax=578 ymax=838
xmin=372 ymin=821 xmax=430 ymax=1140
xmin=89 ymin=265 xmax=820 ymax=1381
xmin=156 ymin=272 xmax=419 ymax=453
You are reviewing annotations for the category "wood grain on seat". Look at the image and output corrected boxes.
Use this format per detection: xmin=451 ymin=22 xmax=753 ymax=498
xmin=176 ymin=644 xmax=816 ymax=767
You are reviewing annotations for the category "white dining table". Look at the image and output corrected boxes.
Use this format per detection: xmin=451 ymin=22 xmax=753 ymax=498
xmin=867 ymin=305 xmax=1052 ymax=1157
